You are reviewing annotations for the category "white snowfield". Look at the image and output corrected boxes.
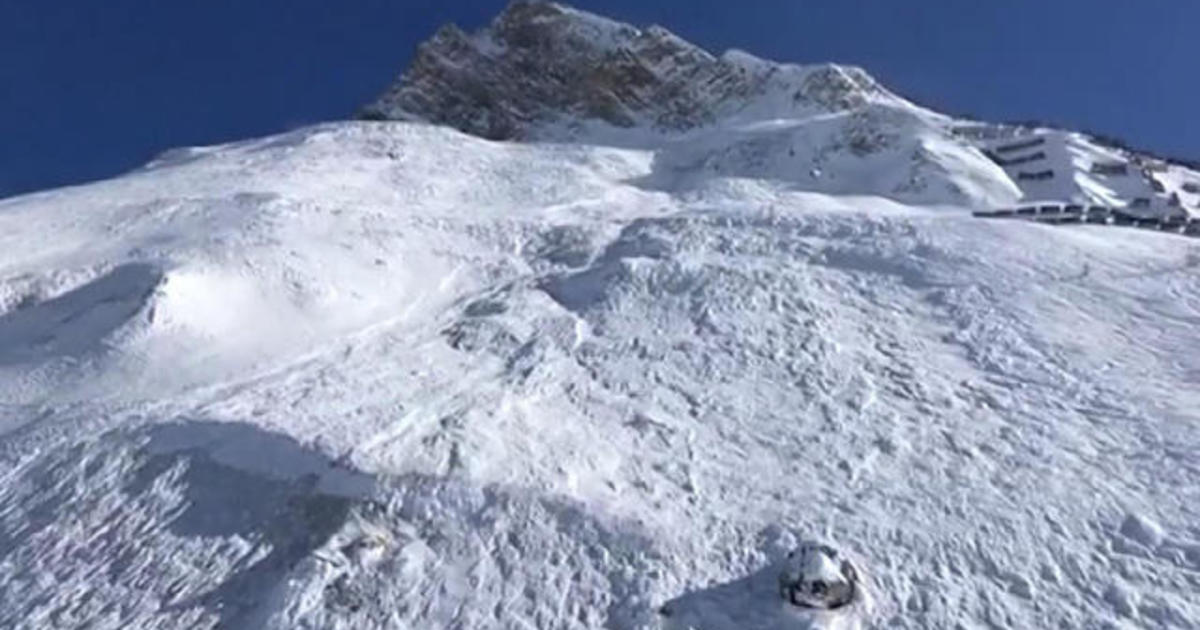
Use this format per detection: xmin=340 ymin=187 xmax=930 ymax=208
xmin=2 ymin=13 xmax=1200 ymax=628
xmin=1 ymin=118 xmax=1196 ymax=630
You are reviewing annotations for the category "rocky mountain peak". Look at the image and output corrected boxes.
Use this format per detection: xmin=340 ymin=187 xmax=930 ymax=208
xmin=360 ymin=1 xmax=888 ymax=139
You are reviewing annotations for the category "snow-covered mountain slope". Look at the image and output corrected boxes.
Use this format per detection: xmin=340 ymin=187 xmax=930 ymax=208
xmin=365 ymin=0 xmax=1200 ymax=214
xmin=1 ymin=4 xmax=1199 ymax=630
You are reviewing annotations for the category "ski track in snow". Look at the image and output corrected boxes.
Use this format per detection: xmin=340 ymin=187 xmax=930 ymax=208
xmin=0 ymin=120 xmax=1197 ymax=629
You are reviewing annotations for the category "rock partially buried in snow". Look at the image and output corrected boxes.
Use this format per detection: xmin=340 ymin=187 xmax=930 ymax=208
xmin=779 ymin=542 xmax=860 ymax=610
xmin=341 ymin=531 xmax=390 ymax=567
xmin=331 ymin=511 xmax=394 ymax=569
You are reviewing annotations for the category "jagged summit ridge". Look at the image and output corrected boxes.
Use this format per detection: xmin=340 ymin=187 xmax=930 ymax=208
xmin=360 ymin=1 xmax=888 ymax=139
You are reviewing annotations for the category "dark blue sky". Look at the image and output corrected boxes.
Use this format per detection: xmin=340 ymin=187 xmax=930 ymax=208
xmin=1 ymin=1 xmax=1195 ymax=198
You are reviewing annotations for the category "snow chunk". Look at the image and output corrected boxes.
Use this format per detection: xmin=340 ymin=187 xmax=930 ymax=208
xmin=1120 ymin=513 xmax=1165 ymax=548
xmin=1103 ymin=582 xmax=1138 ymax=618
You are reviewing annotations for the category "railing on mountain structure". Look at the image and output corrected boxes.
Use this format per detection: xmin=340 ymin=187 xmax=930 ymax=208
xmin=971 ymin=204 xmax=1200 ymax=237
xmin=988 ymin=151 xmax=1048 ymax=167
xmin=1090 ymin=162 xmax=1128 ymax=176
xmin=993 ymin=137 xmax=1046 ymax=154
xmin=1017 ymin=170 xmax=1055 ymax=181
xmin=983 ymin=150 xmax=1048 ymax=167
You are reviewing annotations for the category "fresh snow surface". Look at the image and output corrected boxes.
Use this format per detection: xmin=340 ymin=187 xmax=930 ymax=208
xmin=0 ymin=120 xmax=1199 ymax=629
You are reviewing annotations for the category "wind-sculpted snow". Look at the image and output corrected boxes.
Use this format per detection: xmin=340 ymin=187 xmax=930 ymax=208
xmin=0 ymin=421 xmax=371 ymax=628
xmin=0 ymin=420 xmax=666 ymax=629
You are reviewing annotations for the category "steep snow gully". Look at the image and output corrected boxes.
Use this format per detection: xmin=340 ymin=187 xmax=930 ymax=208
xmin=2 ymin=3 xmax=1200 ymax=630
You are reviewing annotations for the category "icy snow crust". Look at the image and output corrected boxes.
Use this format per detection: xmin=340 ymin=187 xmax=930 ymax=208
xmin=1 ymin=119 xmax=1198 ymax=629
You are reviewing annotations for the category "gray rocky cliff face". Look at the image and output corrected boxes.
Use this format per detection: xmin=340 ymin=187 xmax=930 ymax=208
xmin=360 ymin=1 xmax=884 ymax=139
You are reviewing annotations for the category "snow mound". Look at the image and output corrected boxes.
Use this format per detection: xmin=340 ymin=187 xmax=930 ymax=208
xmin=646 ymin=106 xmax=1020 ymax=207
xmin=0 ymin=263 xmax=161 ymax=366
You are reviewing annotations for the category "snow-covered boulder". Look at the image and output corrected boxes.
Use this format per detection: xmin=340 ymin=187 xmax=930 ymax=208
xmin=778 ymin=542 xmax=860 ymax=610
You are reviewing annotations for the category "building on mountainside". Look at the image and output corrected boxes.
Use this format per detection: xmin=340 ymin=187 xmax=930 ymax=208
xmin=1133 ymin=157 xmax=1169 ymax=173
xmin=1017 ymin=170 xmax=1055 ymax=181
xmin=951 ymin=124 xmax=1022 ymax=141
